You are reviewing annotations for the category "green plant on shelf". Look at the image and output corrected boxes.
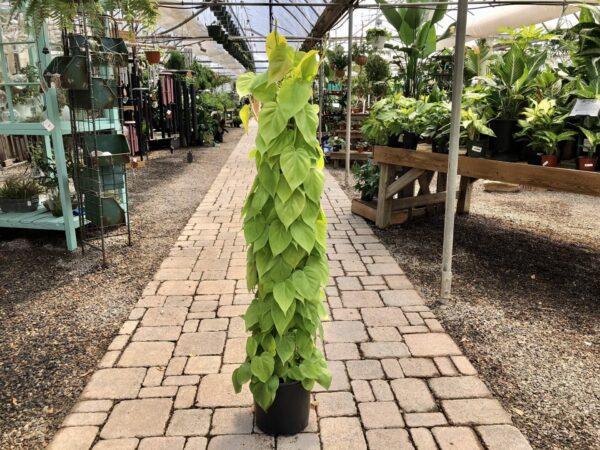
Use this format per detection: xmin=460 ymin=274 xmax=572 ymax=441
xmin=579 ymin=126 xmax=600 ymax=157
xmin=0 ymin=176 xmax=42 ymax=200
xmin=233 ymin=31 xmax=331 ymax=412
xmin=165 ymin=50 xmax=187 ymax=70
xmin=352 ymin=159 xmax=379 ymax=201
xmin=327 ymin=45 xmax=348 ymax=72
xmin=461 ymin=108 xmax=495 ymax=142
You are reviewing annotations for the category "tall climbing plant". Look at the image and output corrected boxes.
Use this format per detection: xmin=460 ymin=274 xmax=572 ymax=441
xmin=232 ymin=31 xmax=331 ymax=411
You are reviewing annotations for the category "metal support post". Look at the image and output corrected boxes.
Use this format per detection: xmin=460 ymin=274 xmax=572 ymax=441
xmin=345 ymin=4 xmax=353 ymax=185
xmin=440 ymin=0 xmax=469 ymax=299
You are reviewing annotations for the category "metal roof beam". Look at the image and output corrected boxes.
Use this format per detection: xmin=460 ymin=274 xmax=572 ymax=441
xmin=300 ymin=0 xmax=356 ymax=51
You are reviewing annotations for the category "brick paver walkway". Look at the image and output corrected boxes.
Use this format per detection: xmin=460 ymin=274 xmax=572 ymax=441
xmin=49 ymin=124 xmax=531 ymax=450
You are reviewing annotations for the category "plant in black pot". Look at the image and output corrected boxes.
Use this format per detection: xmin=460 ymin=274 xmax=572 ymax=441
xmin=0 ymin=176 xmax=43 ymax=213
xmin=515 ymin=98 xmax=575 ymax=166
xmin=233 ymin=31 xmax=331 ymax=436
xmin=461 ymin=108 xmax=495 ymax=158
xmin=352 ymin=159 xmax=379 ymax=201
xmin=478 ymin=45 xmax=546 ymax=161
xmin=577 ymin=127 xmax=599 ymax=171
xmin=423 ymin=101 xmax=451 ymax=153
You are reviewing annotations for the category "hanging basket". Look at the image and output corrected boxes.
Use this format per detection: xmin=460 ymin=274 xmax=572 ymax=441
xmin=355 ymin=55 xmax=368 ymax=66
xmin=145 ymin=50 xmax=161 ymax=65
xmin=335 ymin=68 xmax=346 ymax=79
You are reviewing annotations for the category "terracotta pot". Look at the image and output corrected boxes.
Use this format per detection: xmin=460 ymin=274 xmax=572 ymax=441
xmin=145 ymin=50 xmax=161 ymax=65
xmin=355 ymin=55 xmax=368 ymax=66
xmin=577 ymin=156 xmax=597 ymax=171
xmin=541 ymin=155 xmax=558 ymax=167
xmin=335 ymin=68 xmax=346 ymax=79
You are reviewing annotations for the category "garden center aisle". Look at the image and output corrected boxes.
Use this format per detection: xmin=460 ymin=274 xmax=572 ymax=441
xmin=48 ymin=123 xmax=531 ymax=450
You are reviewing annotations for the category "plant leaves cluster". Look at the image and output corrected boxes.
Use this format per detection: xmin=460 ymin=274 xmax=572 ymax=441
xmin=232 ymin=31 xmax=331 ymax=412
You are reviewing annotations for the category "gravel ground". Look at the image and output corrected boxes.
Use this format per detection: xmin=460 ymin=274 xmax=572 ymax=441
xmin=330 ymin=167 xmax=600 ymax=450
xmin=0 ymin=128 xmax=243 ymax=449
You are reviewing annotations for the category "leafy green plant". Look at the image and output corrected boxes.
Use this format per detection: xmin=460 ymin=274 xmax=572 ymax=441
xmin=352 ymin=159 xmax=379 ymax=201
xmin=364 ymin=54 xmax=390 ymax=84
xmin=0 ymin=176 xmax=42 ymax=199
xmin=464 ymin=39 xmax=495 ymax=81
xmin=422 ymin=101 xmax=451 ymax=146
xmin=366 ymin=27 xmax=391 ymax=46
xmin=579 ymin=127 xmax=600 ymax=156
xmin=10 ymin=0 xmax=158 ymax=32
xmin=165 ymin=50 xmax=187 ymax=71
xmin=376 ymin=0 xmax=451 ymax=98
xmin=461 ymin=108 xmax=495 ymax=142
xmin=233 ymin=31 xmax=331 ymax=411
xmin=352 ymin=41 xmax=369 ymax=59
xmin=327 ymin=45 xmax=348 ymax=72
xmin=515 ymin=99 xmax=575 ymax=155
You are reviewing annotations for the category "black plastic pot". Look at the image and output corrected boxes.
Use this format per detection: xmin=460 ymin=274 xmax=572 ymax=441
xmin=255 ymin=381 xmax=310 ymax=436
xmin=526 ymin=150 xmax=544 ymax=165
xmin=403 ymin=133 xmax=418 ymax=150
xmin=387 ymin=133 xmax=403 ymax=148
xmin=0 ymin=195 xmax=39 ymax=213
xmin=489 ymin=119 xmax=519 ymax=161
xmin=467 ymin=139 xmax=488 ymax=158
xmin=432 ymin=141 xmax=449 ymax=154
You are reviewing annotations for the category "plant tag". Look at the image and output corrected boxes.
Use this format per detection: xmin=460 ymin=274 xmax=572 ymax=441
xmin=472 ymin=146 xmax=482 ymax=153
xmin=570 ymin=99 xmax=600 ymax=117
xmin=584 ymin=163 xmax=594 ymax=168
xmin=27 ymin=200 xmax=32 ymax=206
xmin=42 ymin=119 xmax=55 ymax=132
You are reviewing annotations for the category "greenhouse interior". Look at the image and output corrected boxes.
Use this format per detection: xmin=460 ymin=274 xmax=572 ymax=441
xmin=0 ymin=1 xmax=598 ymax=449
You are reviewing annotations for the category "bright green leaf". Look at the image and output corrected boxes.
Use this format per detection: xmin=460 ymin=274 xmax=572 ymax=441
xmin=278 ymin=78 xmax=313 ymax=120
xmin=259 ymin=102 xmax=288 ymax=144
xmin=251 ymin=352 xmax=275 ymax=383
xmin=276 ymin=334 xmax=295 ymax=363
xmin=291 ymin=220 xmax=316 ymax=253
xmin=294 ymin=104 xmax=320 ymax=147
xmin=273 ymin=279 xmax=296 ymax=314
xmin=246 ymin=336 xmax=258 ymax=357
xmin=239 ymin=104 xmax=251 ymax=133
xmin=266 ymin=31 xmax=287 ymax=60
xmin=275 ymin=189 xmax=305 ymax=229
xmin=268 ymin=44 xmax=294 ymax=84
xmin=269 ymin=219 xmax=292 ymax=256
xmin=280 ymin=147 xmax=310 ymax=191
xmin=282 ymin=243 xmax=306 ymax=268
xmin=236 ymin=72 xmax=256 ymax=97
xmin=303 ymin=168 xmax=324 ymax=202
xmin=244 ymin=214 xmax=266 ymax=244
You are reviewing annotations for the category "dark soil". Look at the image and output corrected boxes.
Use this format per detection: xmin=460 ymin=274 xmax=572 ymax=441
xmin=330 ymin=167 xmax=600 ymax=450
xmin=0 ymin=128 xmax=243 ymax=449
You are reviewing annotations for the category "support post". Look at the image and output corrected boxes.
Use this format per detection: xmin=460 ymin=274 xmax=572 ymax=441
xmin=375 ymin=163 xmax=393 ymax=228
xmin=345 ymin=4 xmax=353 ymax=184
xmin=440 ymin=0 xmax=469 ymax=299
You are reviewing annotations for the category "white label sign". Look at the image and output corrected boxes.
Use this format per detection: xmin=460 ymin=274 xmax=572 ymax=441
xmin=570 ymin=99 xmax=600 ymax=117
xmin=42 ymin=119 xmax=55 ymax=132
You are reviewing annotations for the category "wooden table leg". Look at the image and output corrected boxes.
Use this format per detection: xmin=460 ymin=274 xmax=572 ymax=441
xmin=376 ymin=163 xmax=394 ymax=228
xmin=457 ymin=176 xmax=476 ymax=214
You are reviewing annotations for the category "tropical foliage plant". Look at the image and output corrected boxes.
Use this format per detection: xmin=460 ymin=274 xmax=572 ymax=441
xmin=579 ymin=126 xmax=600 ymax=156
xmin=352 ymin=159 xmax=380 ymax=201
xmin=10 ymin=0 xmax=158 ymax=32
xmin=232 ymin=31 xmax=331 ymax=411
xmin=376 ymin=0 xmax=452 ymax=98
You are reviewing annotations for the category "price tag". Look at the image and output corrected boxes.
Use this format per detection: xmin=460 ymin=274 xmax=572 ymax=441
xmin=42 ymin=119 xmax=55 ymax=132
xmin=570 ymin=99 xmax=600 ymax=117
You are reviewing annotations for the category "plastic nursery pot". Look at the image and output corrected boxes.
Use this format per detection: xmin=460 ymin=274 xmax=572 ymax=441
xmin=403 ymin=133 xmax=419 ymax=150
xmin=489 ymin=119 xmax=519 ymax=162
xmin=387 ymin=133 xmax=403 ymax=148
xmin=254 ymin=381 xmax=310 ymax=436
xmin=432 ymin=141 xmax=449 ymax=154
xmin=145 ymin=50 xmax=161 ymax=65
xmin=577 ymin=156 xmax=597 ymax=171
xmin=541 ymin=155 xmax=558 ymax=167
xmin=0 ymin=195 xmax=39 ymax=213
xmin=466 ymin=139 xmax=488 ymax=158
xmin=526 ymin=150 xmax=544 ymax=166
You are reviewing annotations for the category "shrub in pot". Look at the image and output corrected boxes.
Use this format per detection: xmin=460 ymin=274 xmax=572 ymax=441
xmin=0 ymin=176 xmax=42 ymax=213
xmin=578 ymin=127 xmax=599 ymax=171
xmin=461 ymin=108 xmax=495 ymax=158
xmin=352 ymin=159 xmax=379 ymax=201
xmin=233 ymin=31 xmax=331 ymax=436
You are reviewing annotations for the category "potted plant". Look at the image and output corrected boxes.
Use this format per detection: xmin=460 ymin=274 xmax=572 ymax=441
xmin=233 ymin=31 xmax=331 ymax=436
xmin=364 ymin=54 xmax=390 ymax=86
xmin=578 ymin=127 xmax=599 ymax=171
xmin=352 ymin=41 xmax=368 ymax=66
xmin=327 ymin=45 xmax=348 ymax=78
xmin=461 ymin=108 xmax=496 ymax=158
xmin=423 ymin=102 xmax=451 ymax=153
xmin=366 ymin=27 xmax=391 ymax=50
xmin=515 ymin=98 xmax=574 ymax=166
xmin=0 ymin=176 xmax=42 ymax=213
xmin=352 ymin=159 xmax=379 ymax=201
xmin=328 ymin=136 xmax=345 ymax=151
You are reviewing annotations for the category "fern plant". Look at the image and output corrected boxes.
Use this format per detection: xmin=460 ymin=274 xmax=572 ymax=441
xmin=232 ymin=31 xmax=331 ymax=411
xmin=10 ymin=0 xmax=158 ymax=32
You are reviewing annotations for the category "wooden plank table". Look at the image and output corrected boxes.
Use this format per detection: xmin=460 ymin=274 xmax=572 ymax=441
xmin=352 ymin=146 xmax=600 ymax=228
xmin=328 ymin=150 xmax=372 ymax=168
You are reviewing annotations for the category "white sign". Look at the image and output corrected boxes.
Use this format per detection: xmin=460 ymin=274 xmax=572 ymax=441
xmin=570 ymin=99 xmax=600 ymax=117
xmin=42 ymin=119 xmax=55 ymax=132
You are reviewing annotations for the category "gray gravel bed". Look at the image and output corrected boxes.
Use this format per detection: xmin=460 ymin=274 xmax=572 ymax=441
xmin=0 ymin=128 xmax=243 ymax=449
xmin=330 ymin=167 xmax=600 ymax=450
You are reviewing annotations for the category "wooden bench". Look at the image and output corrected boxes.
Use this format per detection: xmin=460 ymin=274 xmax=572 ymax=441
xmin=328 ymin=150 xmax=372 ymax=168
